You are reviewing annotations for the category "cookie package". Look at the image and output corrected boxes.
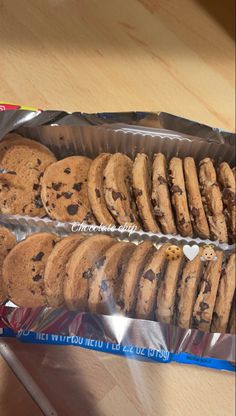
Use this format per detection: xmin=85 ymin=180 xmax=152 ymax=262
xmin=0 ymin=103 xmax=235 ymax=373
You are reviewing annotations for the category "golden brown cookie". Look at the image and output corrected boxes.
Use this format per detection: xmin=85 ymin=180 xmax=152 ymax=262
xmin=218 ymin=162 xmax=236 ymax=242
xmin=168 ymin=157 xmax=193 ymax=237
xmin=104 ymin=153 xmax=140 ymax=228
xmin=184 ymin=157 xmax=210 ymax=239
xmin=198 ymin=158 xmax=227 ymax=243
xmin=176 ymin=249 xmax=203 ymax=329
xmin=136 ymin=114 xmax=162 ymax=128
xmin=228 ymin=297 xmax=236 ymax=334
xmin=64 ymin=235 xmax=114 ymax=311
xmin=192 ymin=250 xmax=224 ymax=332
xmin=232 ymin=167 xmax=236 ymax=181
xmin=132 ymin=153 xmax=159 ymax=233
xmin=2 ymin=232 xmax=60 ymax=307
xmin=44 ymin=234 xmax=86 ymax=308
xmin=119 ymin=240 xmax=155 ymax=316
xmin=0 ymin=135 xmax=56 ymax=217
xmin=135 ymin=244 xmax=169 ymax=320
xmin=156 ymin=251 xmax=184 ymax=324
xmin=87 ymin=153 xmax=115 ymax=225
xmin=88 ymin=241 xmax=135 ymax=314
xmin=0 ymin=225 xmax=16 ymax=304
xmin=152 ymin=153 xmax=177 ymax=235
xmin=211 ymin=253 xmax=236 ymax=333
xmin=41 ymin=156 xmax=94 ymax=223
xmin=165 ymin=245 xmax=182 ymax=261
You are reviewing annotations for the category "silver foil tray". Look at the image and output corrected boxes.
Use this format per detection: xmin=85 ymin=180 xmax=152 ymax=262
xmin=0 ymin=123 xmax=231 ymax=250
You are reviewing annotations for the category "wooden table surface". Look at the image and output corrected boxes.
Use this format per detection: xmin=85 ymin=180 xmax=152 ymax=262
xmin=0 ymin=1 xmax=235 ymax=415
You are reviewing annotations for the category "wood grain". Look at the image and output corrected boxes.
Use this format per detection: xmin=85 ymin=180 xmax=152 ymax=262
xmin=0 ymin=0 xmax=235 ymax=415
xmin=1 ymin=340 xmax=235 ymax=416
xmin=0 ymin=0 xmax=235 ymax=130
xmin=0 ymin=355 xmax=43 ymax=416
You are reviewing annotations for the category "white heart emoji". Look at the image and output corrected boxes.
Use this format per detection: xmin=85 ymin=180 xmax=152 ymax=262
xmin=183 ymin=245 xmax=199 ymax=261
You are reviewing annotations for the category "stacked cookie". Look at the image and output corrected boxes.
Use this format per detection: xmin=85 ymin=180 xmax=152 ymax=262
xmin=0 ymin=134 xmax=56 ymax=217
xmin=1 ymin=226 xmax=235 ymax=334
xmin=1 ymin=134 xmax=235 ymax=244
xmin=0 ymin=225 xmax=17 ymax=304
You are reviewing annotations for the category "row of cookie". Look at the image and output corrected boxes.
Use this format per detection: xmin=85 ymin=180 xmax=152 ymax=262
xmin=1 ymin=225 xmax=235 ymax=333
xmin=0 ymin=134 xmax=235 ymax=243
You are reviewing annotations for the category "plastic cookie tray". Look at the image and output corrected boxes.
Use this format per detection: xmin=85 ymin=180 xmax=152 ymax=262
xmin=0 ymin=109 xmax=235 ymax=373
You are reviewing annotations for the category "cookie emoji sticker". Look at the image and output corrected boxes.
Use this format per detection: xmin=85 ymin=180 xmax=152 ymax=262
xmin=165 ymin=245 xmax=182 ymax=261
xmin=201 ymin=244 xmax=217 ymax=262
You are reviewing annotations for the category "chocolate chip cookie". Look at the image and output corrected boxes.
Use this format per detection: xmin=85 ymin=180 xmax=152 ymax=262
xmin=232 ymin=167 xmax=236 ymax=181
xmin=184 ymin=157 xmax=210 ymax=239
xmin=87 ymin=153 xmax=115 ymax=226
xmin=199 ymin=158 xmax=227 ymax=243
xmin=45 ymin=234 xmax=86 ymax=308
xmin=218 ymin=162 xmax=236 ymax=242
xmin=64 ymin=235 xmax=114 ymax=311
xmin=0 ymin=135 xmax=56 ymax=217
xmin=104 ymin=153 xmax=140 ymax=228
xmin=88 ymin=241 xmax=135 ymax=314
xmin=165 ymin=245 xmax=182 ymax=261
xmin=228 ymin=297 xmax=235 ymax=334
xmin=41 ymin=156 xmax=94 ymax=223
xmin=211 ymin=253 xmax=236 ymax=333
xmin=176 ymin=249 xmax=203 ymax=329
xmin=119 ymin=240 xmax=155 ymax=316
xmin=152 ymin=153 xmax=177 ymax=235
xmin=0 ymin=225 xmax=16 ymax=304
xmin=168 ymin=157 xmax=193 ymax=237
xmin=135 ymin=244 xmax=169 ymax=320
xmin=192 ymin=250 xmax=224 ymax=332
xmin=2 ymin=232 xmax=60 ymax=307
xmin=132 ymin=153 xmax=159 ymax=233
xmin=156 ymin=251 xmax=184 ymax=324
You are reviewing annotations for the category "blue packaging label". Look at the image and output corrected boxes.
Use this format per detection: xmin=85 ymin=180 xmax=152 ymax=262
xmin=0 ymin=329 xmax=231 ymax=372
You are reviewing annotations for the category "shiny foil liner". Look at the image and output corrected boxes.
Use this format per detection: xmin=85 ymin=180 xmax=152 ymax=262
xmin=0 ymin=307 xmax=235 ymax=362
xmin=0 ymin=109 xmax=235 ymax=145
xmin=1 ymin=123 xmax=235 ymax=249
xmin=0 ymin=207 xmax=235 ymax=371
xmin=0 ymin=109 xmax=235 ymax=372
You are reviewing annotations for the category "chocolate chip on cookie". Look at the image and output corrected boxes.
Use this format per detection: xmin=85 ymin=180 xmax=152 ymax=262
xmin=132 ymin=153 xmax=160 ymax=233
xmin=136 ymin=244 xmax=169 ymax=320
xmin=168 ymin=157 xmax=193 ymax=237
xmin=192 ymin=250 xmax=224 ymax=332
xmin=211 ymin=253 xmax=235 ymax=333
xmin=45 ymin=234 xmax=86 ymax=308
xmin=184 ymin=157 xmax=210 ymax=239
xmin=88 ymin=241 xmax=135 ymax=314
xmin=2 ymin=232 xmax=60 ymax=307
xmin=119 ymin=241 xmax=155 ymax=316
xmin=217 ymin=162 xmax=236 ymax=242
xmin=64 ymin=235 xmax=114 ymax=311
xmin=165 ymin=245 xmax=182 ymax=261
xmin=156 ymin=250 xmax=183 ymax=324
xmin=152 ymin=153 xmax=177 ymax=235
xmin=104 ymin=153 xmax=140 ymax=228
xmin=41 ymin=156 xmax=95 ymax=223
xmin=199 ymin=158 xmax=227 ymax=243
xmin=87 ymin=153 xmax=115 ymax=225
xmin=0 ymin=134 xmax=56 ymax=217
xmin=0 ymin=226 xmax=16 ymax=304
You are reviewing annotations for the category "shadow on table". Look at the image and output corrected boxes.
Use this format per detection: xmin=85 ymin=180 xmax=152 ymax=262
xmin=0 ymin=0 xmax=234 ymax=53
xmin=0 ymin=349 xmax=43 ymax=416
xmin=1 ymin=337 xmax=167 ymax=416
xmin=195 ymin=0 xmax=235 ymax=39
xmin=1 ymin=339 xmax=101 ymax=416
